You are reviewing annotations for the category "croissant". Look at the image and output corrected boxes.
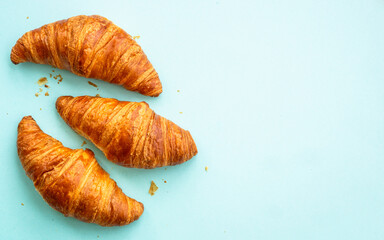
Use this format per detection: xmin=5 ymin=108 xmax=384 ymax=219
xmin=56 ymin=96 xmax=198 ymax=169
xmin=11 ymin=15 xmax=162 ymax=97
xmin=17 ymin=116 xmax=144 ymax=226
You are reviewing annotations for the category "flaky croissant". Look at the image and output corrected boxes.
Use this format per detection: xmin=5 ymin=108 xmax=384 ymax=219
xmin=17 ymin=116 xmax=144 ymax=226
xmin=11 ymin=15 xmax=162 ymax=97
xmin=56 ymin=96 xmax=198 ymax=169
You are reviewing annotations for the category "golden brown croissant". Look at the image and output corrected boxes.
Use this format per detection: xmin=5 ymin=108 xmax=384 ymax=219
xmin=17 ymin=116 xmax=144 ymax=226
xmin=11 ymin=15 xmax=162 ymax=97
xmin=56 ymin=96 xmax=198 ymax=169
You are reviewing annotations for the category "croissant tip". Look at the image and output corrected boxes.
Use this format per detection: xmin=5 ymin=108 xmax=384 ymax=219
xmin=134 ymin=201 xmax=145 ymax=220
xmin=137 ymin=73 xmax=162 ymax=97
xmin=22 ymin=115 xmax=33 ymax=120
xmin=10 ymin=42 xmax=25 ymax=65
xmin=18 ymin=116 xmax=40 ymax=134
xmin=56 ymin=96 xmax=73 ymax=110
xmin=143 ymin=88 xmax=162 ymax=97
xmin=10 ymin=57 xmax=20 ymax=65
xmin=19 ymin=116 xmax=35 ymax=125
xmin=151 ymin=90 xmax=162 ymax=97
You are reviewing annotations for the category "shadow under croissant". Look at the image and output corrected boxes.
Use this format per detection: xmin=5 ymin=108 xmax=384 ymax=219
xmin=14 ymin=62 xmax=154 ymax=103
xmin=57 ymin=127 xmax=199 ymax=183
xmin=62 ymin=212 xmax=144 ymax=230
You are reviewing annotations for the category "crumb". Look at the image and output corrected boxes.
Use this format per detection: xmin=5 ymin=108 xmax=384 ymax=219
xmin=49 ymin=73 xmax=52 ymax=78
xmin=81 ymin=141 xmax=87 ymax=147
xmin=39 ymin=88 xmax=43 ymax=92
xmin=133 ymin=35 xmax=140 ymax=40
xmin=6 ymin=113 xmax=8 ymax=115
xmin=149 ymin=181 xmax=158 ymax=196
xmin=179 ymin=112 xmax=183 ymax=114
xmin=164 ymin=168 xmax=167 ymax=170
xmin=40 ymin=108 xmax=42 ymax=111
xmin=35 ymin=93 xmax=40 ymax=97
xmin=164 ymin=180 xmax=167 ymax=183
xmin=44 ymin=84 xmax=49 ymax=88
xmin=88 ymin=81 xmax=98 ymax=88
xmin=177 ymin=90 xmax=180 ymax=92
xmin=21 ymin=203 xmax=24 ymax=206
xmin=97 ymin=236 xmax=99 ymax=238
xmin=205 ymin=166 xmax=208 ymax=172
xmin=26 ymin=17 xmax=29 ymax=19
xmin=37 ymin=77 xmax=48 ymax=86
xmin=97 ymin=88 xmax=99 ymax=90
xmin=52 ymin=70 xmax=55 ymax=72
xmin=45 ymin=92 xmax=49 ymax=96
xmin=54 ymin=74 xmax=63 ymax=83
xmin=95 ymin=94 xmax=100 ymax=97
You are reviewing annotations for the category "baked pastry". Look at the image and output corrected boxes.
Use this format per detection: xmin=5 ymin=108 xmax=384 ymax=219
xmin=17 ymin=116 xmax=144 ymax=226
xmin=56 ymin=96 xmax=198 ymax=169
xmin=11 ymin=15 xmax=162 ymax=97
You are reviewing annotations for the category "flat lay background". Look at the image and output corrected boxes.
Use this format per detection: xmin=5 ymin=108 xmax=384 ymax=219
xmin=0 ymin=0 xmax=384 ymax=239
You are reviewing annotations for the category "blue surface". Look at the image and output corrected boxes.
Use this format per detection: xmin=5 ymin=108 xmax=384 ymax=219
xmin=1 ymin=0 xmax=384 ymax=239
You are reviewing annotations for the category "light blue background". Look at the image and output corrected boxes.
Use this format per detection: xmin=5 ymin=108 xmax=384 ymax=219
xmin=0 ymin=0 xmax=384 ymax=239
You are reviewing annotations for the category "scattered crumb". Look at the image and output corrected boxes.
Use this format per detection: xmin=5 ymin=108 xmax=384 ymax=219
xmin=164 ymin=180 xmax=167 ymax=183
xmin=177 ymin=90 xmax=180 ymax=92
xmin=49 ymin=73 xmax=52 ymax=78
xmin=95 ymin=94 xmax=100 ymax=97
xmin=52 ymin=70 xmax=55 ymax=72
xmin=164 ymin=168 xmax=167 ymax=170
xmin=44 ymin=84 xmax=49 ymax=88
xmin=6 ymin=113 xmax=8 ymax=115
xmin=54 ymin=74 xmax=63 ymax=84
xmin=133 ymin=35 xmax=140 ymax=40
xmin=35 ymin=93 xmax=40 ymax=97
xmin=81 ymin=141 xmax=87 ymax=147
xmin=39 ymin=88 xmax=43 ymax=92
xmin=205 ymin=166 xmax=208 ymax=172
xmin=26 ymin=17 xmax=29 ymax=19
xmin=21 ymin=203 xmax=24 ymax=206
xmin=45 ymin=92 xmax=49 ymax=96
xmin=37 ymin=77 xmax=48 ymax=86
xmin=88 ymin=81 xmax=98 ymax=88
xmin=97 ymin=236 xmax=99 ymax=238
xmin=97 ymin=88 xmax=99 ymax=90
xmin=179 ymin=112 xmax=183 ymax=114
xmin=40 ymin=108 xmax=42 ymax=111
xmin=149 ymin=181 xmax=158 ymax=196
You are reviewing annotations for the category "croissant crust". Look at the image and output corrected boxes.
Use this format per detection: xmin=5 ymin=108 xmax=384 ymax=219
xmin=17 ymin=116 xmax=144 ymax=226
xmin=11 ymin=15 xmax=162 ymax=97
xmin=56 ymin=96 xmax=198 ymax=169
